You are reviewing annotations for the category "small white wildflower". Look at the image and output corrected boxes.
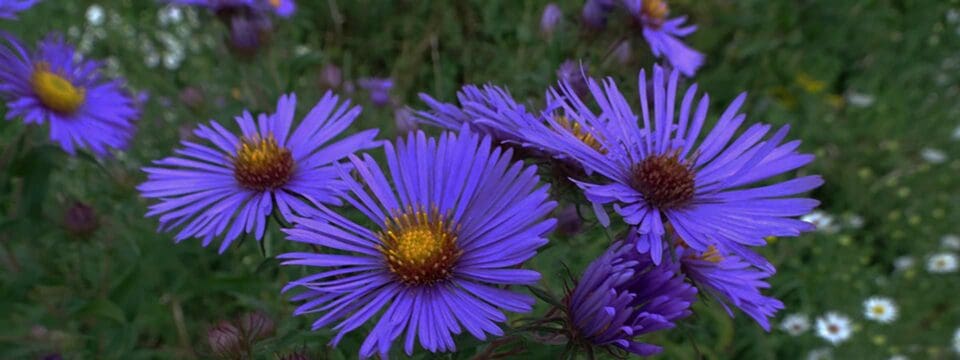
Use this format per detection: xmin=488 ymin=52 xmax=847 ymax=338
xmin=846 ymin=91 xmax=875 ymax=108
xmin=953 ymin=327 xmax=960 ymax=354
xmin=86 ymin=5 xmax=105 ymax=26
xmin=894 ymin=256 xmax=915 ymax=271
xmin=816 ymin=312 xmax=853 ymax=345
xmin=941 ymin=234 xmax=960 ymax=250
xmin=294 ymin=45 xmax=311 ymax=56
xmin=806 ymin=347 xmax=833 ymax=360
xmin=952 ymin=125 xmax=960 ymax=140
xmin=802 ymin=211 xmax=839 ymax=233
xmin=863 ymin=297 xmax=898 ymax=323
xmin=948 ymin=9 xmax=960 ymax=24
xmin=921 ymin=147 xmax=947 ymax=164
xmin=888 ymin=355 xmax=908 ymax=360
xmin=845 ymin=214 xmax=864 ymax=229
xmin=780 ymin=313 xmax=811 ymax=336
xmin=927 ymin=253 xmax=958 ymax=273
xmin=159 ymin=6 xmax=184 ymax=25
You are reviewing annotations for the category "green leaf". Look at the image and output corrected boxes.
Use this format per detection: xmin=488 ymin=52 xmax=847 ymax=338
xmin=79 ymin=299 xmax=127 ymax=324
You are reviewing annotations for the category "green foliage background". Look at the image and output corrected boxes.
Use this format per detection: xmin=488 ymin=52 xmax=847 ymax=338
xmin=1 ymin=0 xmax=959 ymax=358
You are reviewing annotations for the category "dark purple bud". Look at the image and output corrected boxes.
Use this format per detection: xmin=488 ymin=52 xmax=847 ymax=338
xmin=358 ymin=77 xmax=394 ymax=107
xmin=540 ymin=3 xmax=563 ymax=37
xmin=207 ymin=321 xmax=243 ymax=359
xmin=555 ymin=205 xmax=583 ymax=236
xmin=394 ymin=108 xmax=418 ymax=134
xmin=228 ymin=13 xmax=272 ymax=56
xmin=63 ymin=201 xmax=98 ymax=238
xmin=237 ymin=310 xmax=275 ymax=342
xmin=581 ymin=0 xmax=614 ymax=30
xmin=556 ymin=60 xmax=590 ymax=99
xmin=318 ymin=63 xmax=342 ymax=90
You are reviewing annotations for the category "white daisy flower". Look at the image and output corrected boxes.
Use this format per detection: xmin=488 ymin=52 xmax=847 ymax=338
xmin=780 ymin=313 xmax=811 ymax=336
xmin=845 ymin=214 xmax=864 ymax=229
xmin=863 ymin=297 xmax=898 ymax=323
xmin=86 ymin=5 xmax=105 ymax=27
xmin=888 ymin=355 xmax=908 ymax=360
xmin=927 ymin=253 xmax=959 ymax=273
xmin=921 ymin=147 xmax=947 ymax=164
xmin=802 ymin=211 xmax=839 ymax=233
xmin=816 ymin=312 xmax=853 ymax=345
xmin=894 ymin=256 xmax=915 ymax=271
xmin=846 ymin=91 xmax=875 ymax=108
xmin=806 ymin=347 xmax=833 ymax=360
xmin=942 ymin=234 xmax=960 ymax=250
xmin=953 ymin=327 xmax=960 ymax=354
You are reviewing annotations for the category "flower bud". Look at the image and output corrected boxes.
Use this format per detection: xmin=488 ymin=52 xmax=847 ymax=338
xmin=63 ymin=201 xmax=98 ymax=238
xmin=358 ymin=78 xmax=394 ymax=108
xmin=207 ymin=321 xmax=243 ymax=359
xmin=237 ymin=310 xmax=275 ymax=342
xmin=318 ymin=63 xmax=342 ymax=90
xmin=540 ymin=3 xmax=562 ymax=37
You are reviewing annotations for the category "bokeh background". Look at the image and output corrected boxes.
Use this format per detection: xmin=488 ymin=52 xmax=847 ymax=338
xmin=1 ymin=0 xmax=959 ymax=359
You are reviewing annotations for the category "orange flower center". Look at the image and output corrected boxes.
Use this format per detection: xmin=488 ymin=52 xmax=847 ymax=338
xmin=629 ymin=152 xmax=695 ymax=209
xmin=554 ymin=115 xmax=606 ymax=154
xmin=642 ymin=0 xmax=669 ymax=26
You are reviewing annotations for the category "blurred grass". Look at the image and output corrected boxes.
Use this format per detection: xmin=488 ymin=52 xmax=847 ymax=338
xmin=1 ymin=0 xmax=959 ymax=359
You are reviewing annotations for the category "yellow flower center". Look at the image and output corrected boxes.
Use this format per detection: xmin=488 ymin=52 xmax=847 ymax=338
xmin=232 ymin=135 xmax=294 ymax=191
xmin=699 ymin=245 xmax=723 ymax=263
xmin=554 ymin=115 xmax=606 ymax=154
xmin=269 ymin=0 xmax=281 ymax=8
xmin=871 ymin=305 xmax=886 ymax=315
xmin=642 ymin=0 xmax=669 ymax=25
xmin=30 ymin=62 xmax=85 ymax=114
xmin=378 ymin=207 xmax=462 ymax=286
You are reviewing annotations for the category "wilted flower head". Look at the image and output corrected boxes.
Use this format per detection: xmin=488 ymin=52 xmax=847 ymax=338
xmin=0 ymin=33 xmax=140 ymax=156
xmin=0 ymin=0 xmax=37 ymax=19
xmin=815 ymin=312 xmax=853 ymax=345
xmin=280 ymin=128 xmax=556 ymax=359
xmin=566 ymin=240 xmax=696 ymax=356
xmin=927 ymin=253 xmax=958 ymax=273
xmin=62 ymin=201 xmax=99 ymax=237
xmin=357 ymin=77 xmax=393 ymax=107
xmin=780 ymin=313 xmax=811 ymax=336
xmin=139 ymin=92 xmax=379 ymax=252
xmin=863 ymin=297 xmax=897 ymax=323
xmin=540 ymin=3 xmax=563 ymax=37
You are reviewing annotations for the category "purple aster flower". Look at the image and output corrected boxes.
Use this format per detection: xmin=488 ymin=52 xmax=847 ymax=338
xmin=540 ymin=3 xmax=563 ymax=37
xmin=0 ymin=34 xmax=139 ymax=156
xmin=279 ymin=128 xmax=557 ymax=358
xmin=518 ymin=65 xmax=821 ymax=270
xmin=0 ymin=0 xmax=37 ymax=19
xmin=621 ymin=0 xmax=703 ymax=76
xmin=566 ymin=239 xmax=696 ymax=356
xmin=677 ymin=244 xmax=784 ymax=330
xmin=357 ymin=77 xmax=393 ymax=107
xmin=138 ymin=92 xmax=379 ymax=253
